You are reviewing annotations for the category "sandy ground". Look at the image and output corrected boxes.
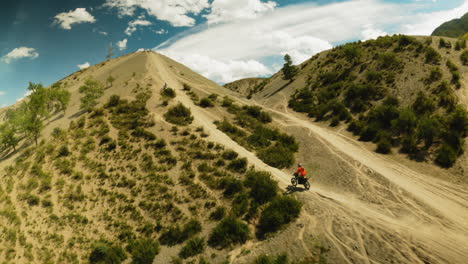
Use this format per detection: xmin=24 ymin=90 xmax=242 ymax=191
xmin=2 ymin=51 xmax=468 ymax=263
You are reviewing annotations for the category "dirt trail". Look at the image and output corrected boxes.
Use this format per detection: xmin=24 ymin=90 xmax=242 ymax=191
xmin=144 ymin=54 xmax=468 ymax=263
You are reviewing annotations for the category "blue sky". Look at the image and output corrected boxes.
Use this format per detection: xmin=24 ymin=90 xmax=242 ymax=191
xmin=1 ymin=0 xmax=467 ymax=107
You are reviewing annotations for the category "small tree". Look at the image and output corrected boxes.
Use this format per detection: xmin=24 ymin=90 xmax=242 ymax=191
xmin=79 ymin=78 xmax=104 ymax=112
xmin=106 ymin=75 xmax=116 ymax=87
xmin=282 ymin=54 xmax=297 ymax=81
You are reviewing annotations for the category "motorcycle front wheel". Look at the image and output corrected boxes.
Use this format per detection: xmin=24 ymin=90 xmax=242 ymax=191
xmin=291 ymin=177 xmax=298 ymax=187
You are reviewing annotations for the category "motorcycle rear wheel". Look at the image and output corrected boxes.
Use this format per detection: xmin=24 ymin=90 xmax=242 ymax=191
xmin=303 ymin=181 xmax=310 ymax=190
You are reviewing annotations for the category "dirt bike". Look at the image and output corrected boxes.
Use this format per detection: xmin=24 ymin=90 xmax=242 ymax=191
xmin=291 ymin=174 xmax=310 ymax=190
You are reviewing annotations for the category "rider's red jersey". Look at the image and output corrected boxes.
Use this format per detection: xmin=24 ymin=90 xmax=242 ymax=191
xmin=296 ymin=167 xmax=307 ymax=177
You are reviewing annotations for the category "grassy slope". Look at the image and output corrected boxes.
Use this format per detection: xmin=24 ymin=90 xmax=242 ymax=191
xmin=432 ymin=12 xmax=468 ymax=38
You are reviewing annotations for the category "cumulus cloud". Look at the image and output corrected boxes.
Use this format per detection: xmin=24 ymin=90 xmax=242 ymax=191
xmin=156 ymin=0 xmax=468 ymax=83
xmin=205 ymin=0 xmax=277 ymax=24
xmin=401 ymin=0 xmax=468 ymax=35
xmin=361 ymin=24 xmax=388 ymax=40
xmin=77 ymin=62 xmax=90 ymax=69
xmin=117 ymin=39 xmax=128 ymax=50
xmin=125 ymin=19 xmax=152 ymax=36
xmin=53 ymin=8 xmax=96 ymax=30
xmin=16 ymin=90 xmax=32 ymax=102
xmin=103 ymin=0 xmax=209 ymax=27
xmin=1 ymin=47 xmax=39 ymax=64
xmin=163 ymin=52 xmax=272 ymax=83
xmin=154 ymin=29 xmax=168 ymax=35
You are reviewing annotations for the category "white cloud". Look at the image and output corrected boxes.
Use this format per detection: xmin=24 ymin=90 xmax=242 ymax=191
xmin=0 ymin=91 xmax=5 ymax=96
xmin=137 ymin=48 xmax=146 ymax=52
xmin=401 ymin=0 xmax=468 ymax=35
xmin=99 ymin=31 xmax=108 ymax=36
xmin=77 ymin=62 xmax=90 ymax=69
xmin=16 ymin=90 xmax=32 ymax=102
xmin=205 ymin=0 xmax=277 ymax=24
xmin=154 ymin=29 xmax=168 ymax=35
xmin=163 ymin=52 xmax=272 ymax=83
xmin=1 ymin=47 xmax=39 ymax=64
xmin=103 ymin=0 xmax=209 ymax=27
xmin=125 ymin=19 xmax=152 ymax=36
xmin=117 ymin=39 xmax=128 ymax=51
xmin=53 ymin=8 xmax=96 ymax=30
xmin=361 ymin=24 xmax=388 ymax=40
xmin=156 ymin=0 xmax=468 ymax=83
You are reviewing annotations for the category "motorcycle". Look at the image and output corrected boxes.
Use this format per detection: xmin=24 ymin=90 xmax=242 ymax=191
xmin=291 ymin=174 xmax=310 ymax=190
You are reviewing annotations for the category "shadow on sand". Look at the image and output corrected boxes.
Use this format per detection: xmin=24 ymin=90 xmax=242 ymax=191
xmin=284 ymin=185 xmax=308 ymax=194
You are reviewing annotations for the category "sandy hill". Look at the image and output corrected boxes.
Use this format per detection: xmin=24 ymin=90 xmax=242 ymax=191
xmin=0 ymin=45 xmax=468 ymax=264
xmin=223 ymin=78 xmax=266 ymax=98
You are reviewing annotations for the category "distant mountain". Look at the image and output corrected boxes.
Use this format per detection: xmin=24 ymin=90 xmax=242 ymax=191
xmin=432 ymin=12 xmax=468 ymax=38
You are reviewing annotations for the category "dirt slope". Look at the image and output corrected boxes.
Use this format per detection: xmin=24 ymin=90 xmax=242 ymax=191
xmin=1 ymin=50 xmax=468 ymax=264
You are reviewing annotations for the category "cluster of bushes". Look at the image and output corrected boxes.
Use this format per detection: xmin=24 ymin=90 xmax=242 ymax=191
xmin=164 ymin=103 xmax=194 ymax=126
xmin=216 ymin=118 xmax=297 ymax=169
xmin=288 ymin=36 xmax=467 ymax=167
xmin=347 ymin=93 xmax=467 ymax=166
xmin=159 ymin=219 xmax=201 ymax=246
xmin=126 ymin=238 xmax=160 ymax=264
xmin=257 ymin=196 xmax=302 ymax=238
xmin=461 ymin=50 xmax=468 ymax=65
xmin=207 ymin=217 xmax=250 ymax=249
xmin=89 ymin=241 xmax=126 ymax=264
xmin=106 ymin=94 xmax=154 ymax=130
xmin=160 ymin=86 xmax=176 ymax=99
xmin=179 ymin=237 xmax=205 ymax=259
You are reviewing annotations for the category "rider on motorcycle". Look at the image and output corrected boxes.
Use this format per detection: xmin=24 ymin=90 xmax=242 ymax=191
xmin=294 ymin=163 xmax=307 ymax=183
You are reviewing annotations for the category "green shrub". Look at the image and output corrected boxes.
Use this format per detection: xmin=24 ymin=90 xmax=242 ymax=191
xmin=258 ymin=144 xmax=295 ymax=169
xmin=417 ymin=116 xmax=441 ymax=147
xmin=342 ymin=43 xmax=361 ymax=62
xmin=199 ymin=97 xmax=214 ymax=108
xmin=106 ymin=95 xmax=121 ymax=108
xmin=179 ymin=237 xmax=205 ymax=259
xmin=412 ymin=92 xmax=435 ymax=115
xmin=425 ymin=47 xmax=441 ymax=64
xmin=89 ymin=241 xmax=126 ymax=264
xmin=209 ymin=207 xmax=226 ymax=221
xmin=435 ymin=144 xmax=457 ymax=168
xmin=378 ymin=52 xmax=400 ymax=69
xmin=164 ymin=103 xmax=194 ymax=126
xmin=221 ymin=96 xmax=234 ymax=107
xmin=366 ymin=71 xmax=383 ymax=83
xmin=242 ymin=106 xmax=272 ymax=123
xmin=244 ymin=170 xmax=278 ymax=204
xmin=446 ymin=60 xmax=458 ymax=72
xmin=227 ymin=158 xmax=248 ymax=173
xmin=376 ymin=137 xmax=392 ymax=154
xmin=455 ymin=40 xmax=466 ymax=50
xmin=218 ymin=177 xmax=244 ymax=198
xmin=461 ymin=50 xmax=468 ymax=65
xmin=222 ymin=150 xmax=238 ymax=160
xmin=426 ymin=67 xmax=442 ymax=83
xmin=57 ymin=145 xmax=70 ymax=157
xmin=159 ymin=220 xmax=202 ymax=246
xmin=131 ymin=128 xmax=156 ymax=141
xmin=257 ymin=196 xmax=302 ymax=238
xmin=161 ymin=87 xmax=176 ymax=98
xmin=392 ymin=108 xmax=418 ymax=135
xmin=208 ymin=217 xmax=250 ymax=249
xmin=254 ymin=254 xmax=288 ymax=264
xmin=126 ymin=239 xmax=159 ymax=264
